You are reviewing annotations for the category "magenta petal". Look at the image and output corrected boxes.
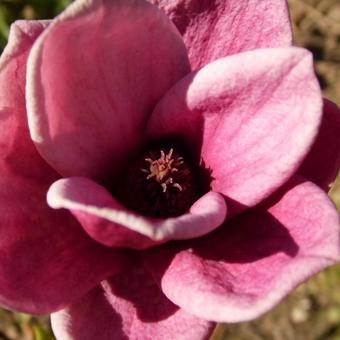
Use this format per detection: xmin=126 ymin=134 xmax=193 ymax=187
xmin=298 ymin=99 xmax=340 ymax=191
xmin=51 ymin=263 xmax=214 ymax=340
xmin=0 ymin=175 xmax=128 ymax=315
xmin=26 ymin=0 xmax=190 ymax=180
xmin=144 ymin=177 xmax=340 ymax=322
xmin=147 ymin=47 xmax=322 ymax=211
xmin=151 ymin=0 xmax=292 ymax=69
xmin=0 ymin=21 xmax=127 ymax=314
xmin=47 ymin=177 xmax=227 ymax=249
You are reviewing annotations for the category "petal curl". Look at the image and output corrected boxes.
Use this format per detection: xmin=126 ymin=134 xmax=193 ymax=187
xmin=27 ymin=0 xmax=190 ymax=180
xmin=51 ymin=264 xmax=214 ymax=340
xmin=150 ymin=0 xmax=292 ymax=69
xmin=47 ymin=177 xmax=227 ymax=249
xmin=147 ymin=47 xmax=322 ymax=214
xmin=298 ymin=99 xmax=340 ymax=191
xmin=0 ymin=20 xmax=127 ymax=315
xmin=0 ymin=20 xmax=50 ymax=70
xmin=144 ymin=177 xmax=340 ymax=322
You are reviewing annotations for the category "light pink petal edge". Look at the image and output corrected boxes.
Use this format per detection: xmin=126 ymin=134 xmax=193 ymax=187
xmin=0 ymin=20 xmax=128 ymax=315
xmin=144 ymin=178 xmax=340 ymax=322
xmin=147 ymin=47 xmax=322 ymax=212
xmin=26 ymin=0 xmax=190 ymax=180
xmin=47 ymin=177 xmax=227 ymax=248
xmin=0 ymin=20 xmax=50 ymax=68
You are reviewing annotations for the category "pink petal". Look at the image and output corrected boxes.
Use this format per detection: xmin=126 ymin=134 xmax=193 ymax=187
xmin=144 ymin=177 xmax=340 ymax=322
xmin=147 ymin=47 xmax=322 ymax=214
xmin=26 ymin=0 xmax=190 ymax=180
xmin=0 ymin=20 xmax=50 ymax=68
xmin=47 ymin=177 xmax=227 ymax=249
xmin=51 ymin=263 xmax=214 ymax=340
xmin=150 ymin=0 xmax=292 ymax=69
xmin=0 ymin=20 xmax=127 ymax=315
xmin=298 ymin=99 xmax=340 ymax=191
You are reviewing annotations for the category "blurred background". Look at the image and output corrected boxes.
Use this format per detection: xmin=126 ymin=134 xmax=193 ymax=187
xmin=0 ymin=0 xmax=339 ymax=339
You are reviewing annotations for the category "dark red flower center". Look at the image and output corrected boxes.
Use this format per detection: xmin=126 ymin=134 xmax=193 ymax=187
xmin=117 ymin=147 xmax=200 ymax=218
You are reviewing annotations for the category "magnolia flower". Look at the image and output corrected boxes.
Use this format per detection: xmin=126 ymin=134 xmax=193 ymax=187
xmin=0 ymin=0 xmax=339 ymax=339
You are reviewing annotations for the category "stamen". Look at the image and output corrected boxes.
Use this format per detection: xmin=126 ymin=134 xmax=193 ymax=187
xmin=118 ymin=146 xmax=199 ymax=218
xmin=141 ymin=148 xmax=186 ymax=193
xmin=173 ymin=183 xmax=183 ymax=191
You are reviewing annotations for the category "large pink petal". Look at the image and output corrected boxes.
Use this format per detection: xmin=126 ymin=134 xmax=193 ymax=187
xmin=51 ymin=263 xmax=214 ymax=340
xmin=47 ymin=177 xmax=227 ymax=249
xmin=144 ymin=177 xmax=340 ymax=322
xmin=298 ymin=99 xmax=340 ymax=191
xmin=150 ymin=0 xmax=292 ymax=69
xmin=0 ymin=20 xmax=127 ymax=315
xmin=147 ymin=47 xmax=322 ymax=213
xmin=26 ymin=0 xmax=190 ymax=181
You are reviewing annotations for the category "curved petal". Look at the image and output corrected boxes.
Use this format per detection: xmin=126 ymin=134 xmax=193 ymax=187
xmin=0 ymin=20 xmax=50 ymax=69
xmin=51 ymin=264 xmax=214 ymax=340
xmin=144 ymin=177 xmax=340 ymax=322
xmin=298 ymin=99 xmax=340 ymax=191
xmin=26 ymin=0 xmax=190 ymax=180
xmin=147 ymin=47 xmax=322 ymax=213
xmin=47 ymin=177 xmax=227 ymax=249
xmin=150 ymin=0 xmax=292 ymax=69
xmin=0 ymin=20 xmax=127 ymax=315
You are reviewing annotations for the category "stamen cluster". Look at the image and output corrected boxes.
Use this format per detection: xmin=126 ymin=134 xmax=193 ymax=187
xmin=142 ymin=149 xmax=184 ymax=193
xmin=118 ymin=147 xmax=198 ymax=218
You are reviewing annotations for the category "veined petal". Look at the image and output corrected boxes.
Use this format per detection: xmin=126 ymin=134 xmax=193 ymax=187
xmin=144 ymin=177 xmax=340 ymax=322
xmin=0 ymin=20 xmax=126 ymax=315
xmin=26 ymin=0 xmax=190 ymax=180
xmin=51 ymin=263 xmax=214 ymax=340
xmin=150 ymin=0 xmax=292 ymax=69
xmin=147 ymin=47 xmax=322 ymax=214
xmin=47 ymin=177 xmax=227 ymax=249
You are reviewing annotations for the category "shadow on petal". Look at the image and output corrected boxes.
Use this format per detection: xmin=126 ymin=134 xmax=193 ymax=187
xmin=105 ymin=261 xmax=179 ymax=323
xmin=191 ymin=210 xmax=299 ymax=264
xmin=52 ymin=284 xmax=128 ymax=340
xmin=144 ymin=207 xmax=299 ymax=290
xmin=52 ymin=261 xmax=213 ymax=340
xmin=143 ymin=176 xmax=339 ymax=323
